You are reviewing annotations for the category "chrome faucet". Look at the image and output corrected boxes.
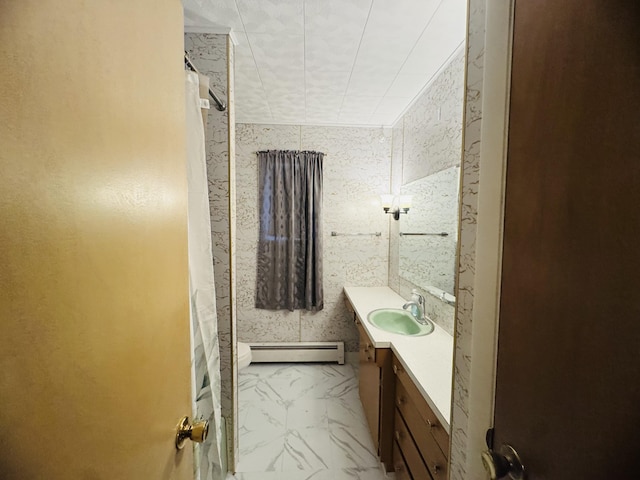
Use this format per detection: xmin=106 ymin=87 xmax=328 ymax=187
xmin=402 ymin=291 xmax=428 ymax=324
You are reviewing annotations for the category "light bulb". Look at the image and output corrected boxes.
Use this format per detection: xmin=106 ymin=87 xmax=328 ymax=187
xmin=380 ymin=194 xmax=394 ymax=209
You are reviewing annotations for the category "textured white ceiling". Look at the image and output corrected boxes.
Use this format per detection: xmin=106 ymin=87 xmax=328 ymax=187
xmin=184 ymin=0 xmax=466 ymax=126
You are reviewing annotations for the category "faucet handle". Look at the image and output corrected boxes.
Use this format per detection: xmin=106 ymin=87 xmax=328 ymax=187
xmin=411 ymin=289 xmax=425 ymax=306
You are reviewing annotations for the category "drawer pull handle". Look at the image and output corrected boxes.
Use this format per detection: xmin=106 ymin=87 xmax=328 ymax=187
xmin=395 ymin=431 xmax=402 ymax=441
xmin=427 ymin=418 xmax=436 ymax=429
xmin=395 ymin=464 xmax=404 ymax=472
xmin=433 ymin=464 xmax=440 ymax=473
xmin=397 ymin=397 xmax=405 ymax=407
xmin=392 ymin=364 xmax=398 ymax=374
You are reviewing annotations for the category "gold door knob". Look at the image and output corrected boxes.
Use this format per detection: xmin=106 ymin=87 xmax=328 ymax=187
xmin=175 ymin=416 xmax=209 ymax=450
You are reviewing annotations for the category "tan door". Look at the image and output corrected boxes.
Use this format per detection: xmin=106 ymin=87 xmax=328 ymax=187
xmin=0 ymin=2 xmax=193 ymax=479
xmin=490 ymin=1 xmax=640 ymax=478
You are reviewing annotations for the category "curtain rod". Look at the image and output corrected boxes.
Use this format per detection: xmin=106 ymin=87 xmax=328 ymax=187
xmin=184 ymin=52 xmax=227 ymax=112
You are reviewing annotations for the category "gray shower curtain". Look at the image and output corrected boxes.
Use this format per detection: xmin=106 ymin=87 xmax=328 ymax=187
xmin=255 ymin=150 xmax=323 ymax=311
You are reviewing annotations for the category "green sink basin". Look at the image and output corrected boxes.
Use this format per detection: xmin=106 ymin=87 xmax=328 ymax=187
xmin=366 ymin=308 xmax=434 ymax=336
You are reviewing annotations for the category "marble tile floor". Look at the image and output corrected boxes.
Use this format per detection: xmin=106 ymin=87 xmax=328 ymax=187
xmin=232 ymin=363 xmax=389 ymax=480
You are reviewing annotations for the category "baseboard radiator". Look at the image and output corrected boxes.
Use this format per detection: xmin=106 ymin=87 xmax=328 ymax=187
xmin=247 ymin=342 xmax=345 ymax=365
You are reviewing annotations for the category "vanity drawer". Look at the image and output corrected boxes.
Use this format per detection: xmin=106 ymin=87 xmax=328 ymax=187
xmin=395 ymin=410 xmax=432 ymax=480
xmin=393 ymin=442 xmax=413 ymax=480
xmin=396 ymin=381 xmax=448 ymax=479
xmin=393 ymin=356 xmax=450 ymax=456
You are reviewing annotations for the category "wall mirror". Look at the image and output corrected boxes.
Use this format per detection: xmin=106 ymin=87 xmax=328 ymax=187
xmin=398 ymin=165 xmax=460 ymax=296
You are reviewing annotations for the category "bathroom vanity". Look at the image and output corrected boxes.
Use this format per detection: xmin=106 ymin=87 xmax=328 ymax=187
xmin=344 ymin=286 xmax=453 ymax=478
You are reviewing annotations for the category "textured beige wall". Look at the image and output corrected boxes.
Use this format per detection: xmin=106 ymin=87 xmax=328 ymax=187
xmin=0 ymin=1 xmax=190 ymax=479
xmin=235 ymin=125 xmax=392 ymax=353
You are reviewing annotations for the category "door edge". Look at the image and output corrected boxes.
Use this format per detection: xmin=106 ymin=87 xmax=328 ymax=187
xmin=465 ymin=1 xmax=515 ymax=478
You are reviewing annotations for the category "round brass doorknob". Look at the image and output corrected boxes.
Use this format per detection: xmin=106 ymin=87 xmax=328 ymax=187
xmin=190 ymin=419 xmax=209 ymax=443
xmin=481 ymin=444 xmax=525 ymax=480
xmin=175 ymin=416 xmax=209 ymax=450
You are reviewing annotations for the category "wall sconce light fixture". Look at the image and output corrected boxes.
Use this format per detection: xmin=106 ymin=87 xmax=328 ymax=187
xmin=381 ymin=194 xmax=412 ymax=220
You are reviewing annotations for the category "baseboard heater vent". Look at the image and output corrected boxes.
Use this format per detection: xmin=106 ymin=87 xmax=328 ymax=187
xmin=247 ymin=342 xmax=345 ymax=365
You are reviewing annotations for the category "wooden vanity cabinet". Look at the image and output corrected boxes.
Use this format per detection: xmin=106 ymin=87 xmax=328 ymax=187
xmin=392 ymin=354 xmax=449 ymax=479
xmin=354 ymin=315 xmax=395 ymax=471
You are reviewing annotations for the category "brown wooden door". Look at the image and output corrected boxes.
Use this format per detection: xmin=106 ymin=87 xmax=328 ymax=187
xmin=493 ymin=0 xmax=640 ymax=478
xmin=0 ymin=2 xmax=193 ymax=479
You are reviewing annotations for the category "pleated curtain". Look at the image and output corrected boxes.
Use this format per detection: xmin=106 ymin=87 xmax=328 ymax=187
xmin=255 ymin=150 xmax=324 ymax=311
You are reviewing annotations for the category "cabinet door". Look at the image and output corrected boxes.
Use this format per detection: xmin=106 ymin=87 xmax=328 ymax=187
xmin=357 ymin=322 xmax=380 ymax=449
xmin=377 ymin=348 xmax=395 ymax=471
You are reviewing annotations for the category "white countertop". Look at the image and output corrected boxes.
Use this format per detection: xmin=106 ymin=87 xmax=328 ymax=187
xmin=344 ymin=286 xmax=453 ymax=432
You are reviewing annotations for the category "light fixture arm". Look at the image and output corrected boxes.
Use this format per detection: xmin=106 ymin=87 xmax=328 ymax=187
xmin=381 ymin=194 xmax=411 ymax=221
xmin=383 ymin=206 xmax=410 ymax=220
